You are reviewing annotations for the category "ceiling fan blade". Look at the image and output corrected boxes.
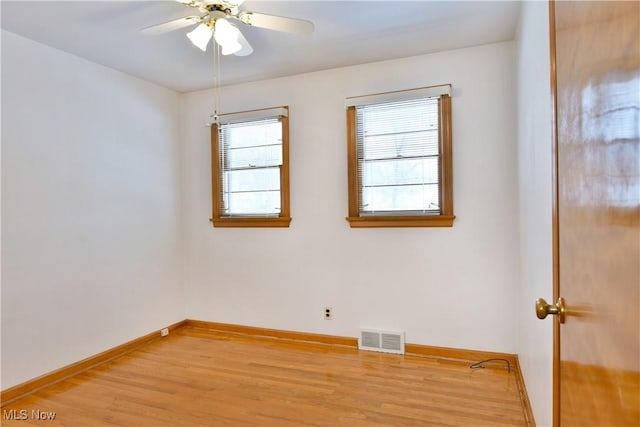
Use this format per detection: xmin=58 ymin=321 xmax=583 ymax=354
xmin=237 ymin=12 xmax=314 ymax=34
xmin=141 ymin=16 xmax=201 ymax=35
xmin=175 ymin=0 xmax=203 ymax=7
xmin=234 ymin=29 xmax=253 ymax=56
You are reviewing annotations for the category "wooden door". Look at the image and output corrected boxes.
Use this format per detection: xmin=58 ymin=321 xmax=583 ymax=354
xmin=551 ymin=1 xmax=639 ymax=426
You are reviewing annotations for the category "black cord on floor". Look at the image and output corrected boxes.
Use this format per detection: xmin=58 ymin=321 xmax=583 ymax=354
xmin=469 ymin=358 xmax=511 ymax=373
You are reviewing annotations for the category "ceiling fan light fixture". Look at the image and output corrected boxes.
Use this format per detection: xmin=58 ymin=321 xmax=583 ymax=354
xmin=214 ymin=18 xmax=242 ymax=55
xmin=186 ymin=23 xmax=213 ymax=51
xmin=220 ymin=41 xmax=242 ymax=55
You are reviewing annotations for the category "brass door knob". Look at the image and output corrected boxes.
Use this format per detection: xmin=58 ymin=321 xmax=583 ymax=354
xmin=536 ymin=297 xmax=566 ymax=323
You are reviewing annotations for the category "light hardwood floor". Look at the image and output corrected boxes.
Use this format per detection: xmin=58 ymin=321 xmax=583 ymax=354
xmin=2 ymin=328 xmax=528 ymax=426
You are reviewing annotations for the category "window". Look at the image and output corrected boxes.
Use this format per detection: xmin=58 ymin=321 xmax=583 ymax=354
xmin=346 ymin=86 xmax=454 ymax=227
xmin=211 ymin=106 xmax=291 ymax=227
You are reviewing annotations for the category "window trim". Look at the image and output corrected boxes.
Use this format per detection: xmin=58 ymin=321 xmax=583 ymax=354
xmin=346 ymin=92 xmax=454 ymax=228
xmin=210 ymin=107 xmax=291 ymax=228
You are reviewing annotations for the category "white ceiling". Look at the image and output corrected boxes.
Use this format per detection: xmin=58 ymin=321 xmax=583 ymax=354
xmin=1 ymin=1 xmax=521 ymax=93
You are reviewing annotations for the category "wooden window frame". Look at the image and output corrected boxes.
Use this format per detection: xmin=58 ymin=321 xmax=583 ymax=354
xmin=346 ymin=94 xmax=454 ymax=228
xmin=210 ymin=110 xmax=291 ymax=228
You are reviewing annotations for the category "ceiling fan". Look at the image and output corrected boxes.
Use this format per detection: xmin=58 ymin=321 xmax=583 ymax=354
xmin=142 ymin=0 xmax=314 ymax=56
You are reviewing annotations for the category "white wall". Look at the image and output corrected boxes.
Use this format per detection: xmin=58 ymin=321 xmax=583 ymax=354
xmin=516 ymin=2 xmax=554 ymax=426
xmin=1 ymin=31 xmax=185 ymax=389
xmin=182 ymin=41 xmax=519 ymax=353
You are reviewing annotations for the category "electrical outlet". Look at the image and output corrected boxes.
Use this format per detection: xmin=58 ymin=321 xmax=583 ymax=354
xmin=324 ymin=307 xmax=332 ymax=320
xmin=160 ymin=327 xmax=169 ymax=337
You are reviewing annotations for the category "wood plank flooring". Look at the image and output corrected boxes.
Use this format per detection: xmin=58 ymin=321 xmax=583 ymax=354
xmin=2 ymin=328 xmax=528 ymax=426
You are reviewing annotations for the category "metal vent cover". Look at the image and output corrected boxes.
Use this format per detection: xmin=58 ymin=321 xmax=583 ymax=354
xmin=358 ymin=329 xmax=405 ymax=354
xmin=361 ymin=331 xmax=380 ymax=348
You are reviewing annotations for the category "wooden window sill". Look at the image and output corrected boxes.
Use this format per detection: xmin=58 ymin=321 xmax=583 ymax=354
xmin=211 ymin=217 xmax=292 ymax=228
xmin=346 ymin=215 xmax=455 ymax=228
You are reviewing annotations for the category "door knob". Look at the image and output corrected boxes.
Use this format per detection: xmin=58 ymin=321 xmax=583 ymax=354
xmin=536 ymin=297 xmax=566 ymax=323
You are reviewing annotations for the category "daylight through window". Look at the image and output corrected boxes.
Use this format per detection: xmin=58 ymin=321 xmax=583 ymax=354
xmin=357 ymin=97 xmax=440 ymax=215
xmin=211 ymin=107 xmax=290 ymax=227
xmin=346 ymin=87 xmax=454 ymax=227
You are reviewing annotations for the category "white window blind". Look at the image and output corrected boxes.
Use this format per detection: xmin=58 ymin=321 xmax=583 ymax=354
xmin=218 ymin=117 xmax=283 ymax=217
xmin=356 ymin=97 xmax=441 ymax=216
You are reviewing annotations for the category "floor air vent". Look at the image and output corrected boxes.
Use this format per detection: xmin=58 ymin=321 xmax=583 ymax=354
xmin=358 ymin=329 xmax=405 ymax=354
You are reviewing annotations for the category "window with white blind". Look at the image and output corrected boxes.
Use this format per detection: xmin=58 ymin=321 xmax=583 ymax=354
xmin=210 ymin=107 xmax=290 ymax=227
xmin=346 ymin=86 xmax=454 ymax=227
